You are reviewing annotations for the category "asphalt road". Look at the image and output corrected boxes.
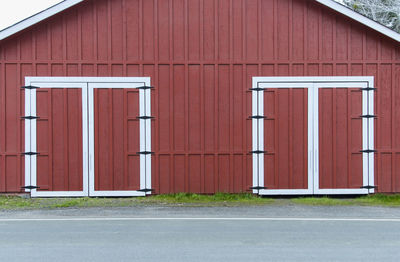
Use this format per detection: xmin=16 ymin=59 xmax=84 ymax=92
xmin=0 ymin=205 xmax=399 ymax=262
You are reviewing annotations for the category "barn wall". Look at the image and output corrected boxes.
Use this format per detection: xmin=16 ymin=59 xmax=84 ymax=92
xmin=0 ymin=0 xmax=399 ymax=193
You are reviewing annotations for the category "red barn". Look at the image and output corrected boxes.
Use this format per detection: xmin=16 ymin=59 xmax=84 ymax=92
xmin=0 ymin=0 xmax=399 ymax=197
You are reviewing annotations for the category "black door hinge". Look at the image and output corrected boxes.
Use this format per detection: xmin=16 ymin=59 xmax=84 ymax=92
xmin=360 ymin=87 xmax=377 ymax=91
xmin=138 ymin=188 xmax=154 ymax=193
xmin=21 ymin=185 xmax=40 ymax=190
xmin=360 ymin=185 xmax=377 ymax=189
xmin=137 ymin=86 xmax=154 ymax=90
xmin=136 ymin=116 xmax=155 ymax=120
xmin=248 ymin=115 xmax=267 ymax=119
xmin=21 ymin=85 xmax=40 ymax=89
xmin=21 ymin=116 xmax=40 ymax=120
xmin=360 ymin=149 xmax=377 ymax=153
xmin=21 ymin=152 xmax=40 ymax=156
xmin=360 ymin=115 xmax=377 ymax=119
xmin=249 ymin=88 xmax=264 ymax=91
xmin=250 ymin=186 xmax=267 ymax=190
xmin=250 ymin=150 xmax=267 ymax=154
xmin=137 ymin=151 xmax=155 ymax=155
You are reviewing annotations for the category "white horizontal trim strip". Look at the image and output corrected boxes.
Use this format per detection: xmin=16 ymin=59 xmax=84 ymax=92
xmin=253 ymin=76 xmax=374 ymax=83
xmin=88 ymin=82 xmax=145 ymax=88
xmin=27 ymin=77 xmax=150 ymax=83
xmin=258 ymin=189 xmax=313 ymax=195
xmin=0 ymin=217 xmax=399 ymax=222
xmin=30 ymin=191 xmax=87 ymax=197
xmin=89 ymin=191 xmax=146 ymax=197
xmin=314 ymin=188 xmax=369 ymax=195
xmin=29 ymin=82 xmax=86 ymax=88
xmin=0 ymin=0 xmax=84 ymax=41
xmin=314 ymin=82 xmax=368 ymax=88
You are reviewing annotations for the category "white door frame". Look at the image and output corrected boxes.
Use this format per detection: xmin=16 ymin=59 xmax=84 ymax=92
xmin=252 ymin=76 xmax=375 ymax=195
xmin=24 ymin=77 xmax=152 ymax=197
xmin=88 ymin=81 xmax=151 ymax=197
xmin=24 ymin=80 xmax=88 ymax=197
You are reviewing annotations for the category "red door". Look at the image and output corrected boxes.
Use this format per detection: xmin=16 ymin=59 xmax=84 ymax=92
xmin=36 ymin=88 xmax=84 ymax=194
xmin=91 ymin=87 xmax=142 ymax=195
xmin=262 ymin=88 xmax=310 ymax=193
xmin=318 ymin=88 xmax=364 ymax=191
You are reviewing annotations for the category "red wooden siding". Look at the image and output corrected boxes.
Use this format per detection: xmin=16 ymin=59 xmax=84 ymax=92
xmin=318 ymin=88 xmax=363 ymax=189
xmin=0 ymin=0 xmax=399 ymax=193
xmin=264 ymin=88 xmax=308 ymax=189
xmin=94 ymin=88 xmax=141 ymax=191
xmin=37 ymin=88 xmax=83 ymax=191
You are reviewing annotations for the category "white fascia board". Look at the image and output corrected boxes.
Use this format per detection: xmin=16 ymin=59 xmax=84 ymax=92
xmin=316 ymin=0 xmax=400 ymax=43
xmin=0 ymin=0 xmax=84 ymax=41
xmin=1 ymin=0 xmax=398 ymax=44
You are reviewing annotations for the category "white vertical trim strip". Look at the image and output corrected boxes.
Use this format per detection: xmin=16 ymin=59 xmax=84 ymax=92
xmin=251 ymin=78 xmax=259 ymax=194
xmin=139 ymin=88 xmax=146 ymax=192
xmin=145 ymin=79 xmax=152 ymax=194
xmin=362 ymin=89 xmax=369 ymax=189
xmin=368 ymin=82 xmax=375 ymax=193
xmin=313 ymin=86 xmax=320 ymax=194
xmin=309 ymin=86 xmax=316 ymax=194
xmin=82 ymin=86 xmax=89 ymax=197
xmin=24 ymin=81 xmax=31 ymax=192
xmin=258 ymin=88 xmax=264 ymax=192
xmin=88 ymin=85 xmax=95 ymax=196
xmin=30 ymin=89 xmax=37 ymax=196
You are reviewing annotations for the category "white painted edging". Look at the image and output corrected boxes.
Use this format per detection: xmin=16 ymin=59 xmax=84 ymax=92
xmin=88 ymin=81 xmax=151 ymax=197
xmin=0 ymin=0 xmax=84 ymax=41
xmin=1 ymin=0 xmax=399 ymax=43
xmin=316 ymin=0 xmax=400 ymax=43
xmin=24 ymin=81 xmax=88 ymax=198
xmin=24 ymin=77 xmax=151 ymax=197
xmin=252 ymin=76 xmax=374 ymax=196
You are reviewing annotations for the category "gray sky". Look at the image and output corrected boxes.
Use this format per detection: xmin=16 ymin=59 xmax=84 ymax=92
xmin=0 ymin=0 xmax=63 ymax=31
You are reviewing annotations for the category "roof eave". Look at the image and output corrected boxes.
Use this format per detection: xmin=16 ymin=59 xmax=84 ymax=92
xmin=0 ymin=0 xmax=84 ymax=41
xmin=0 ymin=0 xmax=399 ymax=43
xmin=316 ymin=0 xmax=400 ymax=42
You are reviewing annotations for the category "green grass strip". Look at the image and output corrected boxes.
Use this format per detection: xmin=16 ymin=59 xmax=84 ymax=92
xmin=0 ymin=193 xmax=399 ymax=210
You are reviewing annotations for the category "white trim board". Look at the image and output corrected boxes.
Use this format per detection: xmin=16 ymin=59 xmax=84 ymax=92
xmin=24 ymin=81 xmax=88 ymax=198
xmin=316 ymin=0 xmax=400 ymax=42
xmin=24 ymin=77 xmax=151 ymax=197
xmin=0 ymin=0 xmax=84 ymax=41
xmin=88 ymin=81 xmax=151 ymax=197
xmin=0 ymin=0 xmax=399 ymax=43
xmin=252 ymin=76 xmax=375 ymax=196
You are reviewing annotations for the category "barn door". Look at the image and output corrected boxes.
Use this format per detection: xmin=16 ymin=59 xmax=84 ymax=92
xmin=24 ymin=77 xmax=152 ymax=197
xmin=251 ymin=82 xmax=313 ymax=195
xmin=252 ymin=77 xmax=375 ymax=195
xmin=314 ymin=82 xmax=374 ymax=194
xmin=88 ymin=82 xmax=151 ymax=197
xmin=24 ymin=82 xmax=88 ymax=197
